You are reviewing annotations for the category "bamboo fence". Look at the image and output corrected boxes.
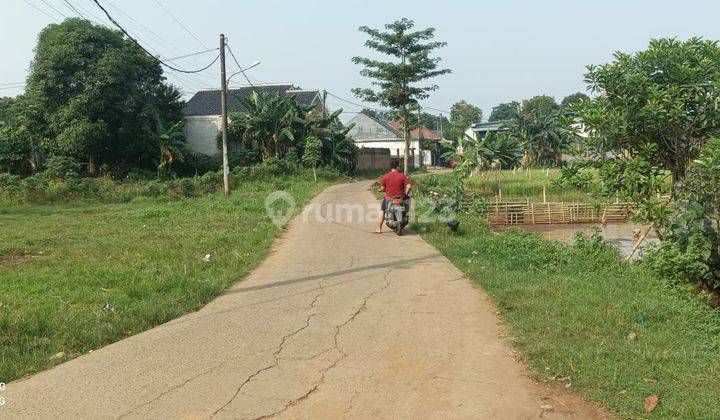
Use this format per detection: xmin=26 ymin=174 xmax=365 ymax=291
xmin=486 ymin=200 xmax=632 ymax=225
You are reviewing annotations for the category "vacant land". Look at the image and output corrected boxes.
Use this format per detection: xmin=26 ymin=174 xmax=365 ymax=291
xmin=417 ymin=211 xmax=720 ymax=418
xmin=0 ymin=174 xmax=332 ymax=382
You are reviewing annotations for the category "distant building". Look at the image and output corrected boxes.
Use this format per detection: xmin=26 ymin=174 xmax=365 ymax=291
xmin=464 ymin=121 xmax=509 ymax=140
xmin=346 ymin=112 xmax=421 ymax=168
xmin=182 ymin=83 xmax=325 ymax=155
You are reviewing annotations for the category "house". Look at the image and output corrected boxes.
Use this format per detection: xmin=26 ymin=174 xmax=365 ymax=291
xmin=346 ymin=112 xmax=444 ymax=168
xmin=464 ymin=121 xmax=509 ymax=140
xmin=182 ymin=83 xmax=326 ymax=155
xmin=388 ymin=119 xmax=443 ymax=166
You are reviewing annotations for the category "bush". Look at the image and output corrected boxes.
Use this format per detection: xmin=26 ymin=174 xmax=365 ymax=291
xmin=646 ymin=138 xmax=720 ymax=291
xmin=0 ymin=173 xmax=22 ymax=202
xmin=44 ymin=156 xmax=80 ymax=180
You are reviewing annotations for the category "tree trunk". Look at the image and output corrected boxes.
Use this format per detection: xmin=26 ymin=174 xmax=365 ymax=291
xmin=312 ymin=167 xmax=317 ymax=182
xmin=402 ymin=108 xmax=410 ymax=174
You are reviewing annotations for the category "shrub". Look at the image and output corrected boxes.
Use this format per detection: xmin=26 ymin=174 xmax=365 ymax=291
xmin=646 ymin=139 xmax=720 ymax=291
xmin=44 ymin=156 xmax=80 ymax=180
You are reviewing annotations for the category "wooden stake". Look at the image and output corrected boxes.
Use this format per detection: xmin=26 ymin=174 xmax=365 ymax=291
xmin=625 ymin=224 xmax=653 ymax=261
xmin=542 ymin=185 xmax=547 ymax=203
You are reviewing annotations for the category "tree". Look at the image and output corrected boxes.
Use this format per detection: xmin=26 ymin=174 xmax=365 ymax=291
xmin=156 ymin=119 xmax=185 ymax=179
xmin=449 ymin=100 xmax=482 ymax=141
xmin=561 ymin=92 xmax=590 ymax=108
xmin=352 ymin=18 xmax=451 ymax=173
xmin=508 ymin=97 xmax=574 ymax=167
xmin=234 ymin=91 xmax=310 ymax=160
xmin=578 ymin=37 xmax=720 ymax=184
xmin=488 ymin=101 xmax=519 ymax=122
xmin=24 ymin=18 xmax=183 ymax=175
xmin=646 ymin=138 xmax=720 ymax=291
xmin=521 ymin=95 xmax=559 ymax=117
xmin=302 ymin=136 xmax=322 ymax=181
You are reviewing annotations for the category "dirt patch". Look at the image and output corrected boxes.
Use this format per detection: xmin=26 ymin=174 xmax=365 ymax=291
xmin=0 ymin=251 xmax=45 ymax=269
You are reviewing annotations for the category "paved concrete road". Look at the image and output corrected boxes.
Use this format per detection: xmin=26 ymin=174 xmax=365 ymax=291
xmin=4 ymin=181 xmax=602 ymax=419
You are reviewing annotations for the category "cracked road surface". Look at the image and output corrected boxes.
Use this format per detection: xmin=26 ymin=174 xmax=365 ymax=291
xmin=4 ymin=181 xmax=602 ymax=419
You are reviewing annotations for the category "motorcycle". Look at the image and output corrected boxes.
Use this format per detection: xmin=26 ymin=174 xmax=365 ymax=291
xmin=385 ymin=195 xmax=410 ymax=236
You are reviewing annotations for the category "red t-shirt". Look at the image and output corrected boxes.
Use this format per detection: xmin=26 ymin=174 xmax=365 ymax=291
xmin=381 ymin=171 xmax=410 ymax=198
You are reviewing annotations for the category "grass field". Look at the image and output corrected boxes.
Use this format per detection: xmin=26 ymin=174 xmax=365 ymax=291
xmin=416 ymin=208 xmax=720 ymax=418
xmin=464 ymin=168 xmax=598 ymax=202
xmin=0 ymin=174 xmax=333 ymax=383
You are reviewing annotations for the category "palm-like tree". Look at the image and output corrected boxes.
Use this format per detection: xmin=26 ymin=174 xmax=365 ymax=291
xmin=156 ymin=118 xmax=185 ymax=178
xmin=237 ymin=92 xmax=308 ymax=159
xmin=446 ymin=132 xmax=521 ymax=182
xmin=508 ymin=111 xmax=573 ymax=167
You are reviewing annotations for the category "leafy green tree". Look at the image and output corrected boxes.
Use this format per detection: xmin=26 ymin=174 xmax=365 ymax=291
xmin=647 ymin=138 xmax=720 ymax=290
xmin=352 ymin=18 xmax=451 ymax=173
xmin=302 ymin=135 xmax=322 ymax=181
xmin=521 ymin=95 xmax=559 ymax=117
xmin=507 ymin=96 xmax=572 ymax=167
xmin=488 ymin=101 xmax=519 ymax=122
xmin=449 ymin=100 xmax=482 ymax=141
xmin=420 ymin=111 xmax=448 ymax=132
xmin=578 ymin=37 xmax=720 ymax=184
xmin=24 ymin=18 xmax=183 ymax=175
xmin=561 ymin=92 xmax=590 ymax=108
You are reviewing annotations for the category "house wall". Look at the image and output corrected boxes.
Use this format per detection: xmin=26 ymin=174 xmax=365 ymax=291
xmin=356 ymin=141 xmax=420 ymax=168
xmin=184 ymin=115 xmax=222 ymax=155
xmin=357 ymin=148 xmax=391 ymax=170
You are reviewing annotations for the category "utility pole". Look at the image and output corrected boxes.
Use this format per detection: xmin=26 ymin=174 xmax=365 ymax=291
xmin=219 ymin=33 xmax=230 ymax=196
xmin=417 ymin=107 xmax=423 ymax=167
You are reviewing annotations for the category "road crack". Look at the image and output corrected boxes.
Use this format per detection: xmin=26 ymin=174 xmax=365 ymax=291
xmin=212 ymin=278 xmax=328 ymax=417
xmin=257 ymin=269 xmax=394 ymax=418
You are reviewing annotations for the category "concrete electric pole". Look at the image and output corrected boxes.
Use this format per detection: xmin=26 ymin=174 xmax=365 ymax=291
xmin=219 ymin=33 xmax=230 ymax=196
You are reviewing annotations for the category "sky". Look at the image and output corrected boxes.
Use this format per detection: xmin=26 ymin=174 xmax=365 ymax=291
xmin=3 ymin=0 xmax=720 ymax=122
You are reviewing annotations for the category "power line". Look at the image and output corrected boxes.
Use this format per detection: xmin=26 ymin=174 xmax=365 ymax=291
xmin=68 ymin=0 xmax=106 ymax=24
xmin=91 ymin=0 xmax=220 ymax=74
xmin=62 ymin=0 xmax=87 ymax=19
xmin=38 ymin=0 xmax=69 ymax=19
xmin=95 ymin=0 xmax=217 ymax=91
xmin=420 ymin=104 xmax=451 ymax=114
xmin=0 ymin=82 xmax=26 ymax=87
xmin=166 ymin=48 xmax=219 ymax=62
xmin=0 ymin=85 xmax=26 ymax=91
xmin=225 ymin=42 xmax=256 ymax=90
xmin=23 ymin=0 xmax=60 ymax=21
xmin=325 ymin=91 xmax=390 ymax=113
xmin=152 ymin=0 xmax=209 ymax=50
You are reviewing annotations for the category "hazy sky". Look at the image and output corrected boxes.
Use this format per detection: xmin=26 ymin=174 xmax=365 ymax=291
xmin=3 ymin=0 xmax=720 ymax=121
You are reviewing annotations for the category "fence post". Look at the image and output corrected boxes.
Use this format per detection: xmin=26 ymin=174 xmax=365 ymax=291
xmin=531 ymin=203 xmax=535 ymax=224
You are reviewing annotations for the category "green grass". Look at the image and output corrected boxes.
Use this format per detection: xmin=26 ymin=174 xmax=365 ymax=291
xmin=417 ymin=214 xmax=720 ymax=418
xmin=0 ymin=174 xmax=334 ymax=382
xmin=464 ymin=168 xmax=597 ymax=202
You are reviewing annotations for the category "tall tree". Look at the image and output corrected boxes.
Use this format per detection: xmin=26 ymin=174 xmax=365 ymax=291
xmin=449 ymin=100 xmax=482 ymax=141
xmin=488 ymin=101 xmax=520 ymax=122
xmin=24 ymin=18 xmax=183 ymax=175
xmin=352 ymin=18 xmax=451 ymax=173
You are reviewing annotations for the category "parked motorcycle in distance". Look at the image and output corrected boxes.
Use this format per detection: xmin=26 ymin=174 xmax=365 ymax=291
xmin=385 ymin=195 xmax=410 ymax=236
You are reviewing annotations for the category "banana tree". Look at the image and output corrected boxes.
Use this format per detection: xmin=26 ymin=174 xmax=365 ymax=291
xmin=156 ymin=118 xmax=185 ymax=179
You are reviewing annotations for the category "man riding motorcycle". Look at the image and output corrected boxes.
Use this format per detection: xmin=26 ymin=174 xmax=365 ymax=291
xmin=375 ymin=158 xmax=411 ymax=234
